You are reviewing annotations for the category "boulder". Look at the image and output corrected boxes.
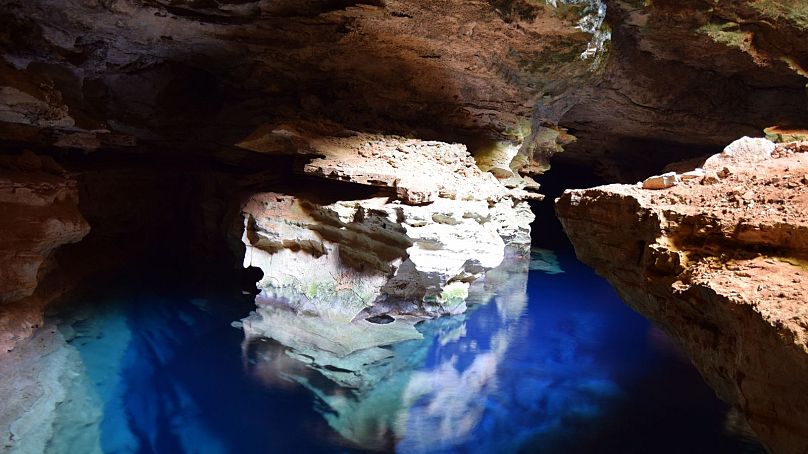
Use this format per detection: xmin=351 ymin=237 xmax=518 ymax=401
xmin=642 ymin=172 xmax=679 ymax=189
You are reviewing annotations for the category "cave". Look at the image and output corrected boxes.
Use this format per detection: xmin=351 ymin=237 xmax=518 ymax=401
xmin=2 ymin=1 xmax=808 ymax=453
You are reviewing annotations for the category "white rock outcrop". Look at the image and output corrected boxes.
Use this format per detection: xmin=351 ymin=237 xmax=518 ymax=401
xmin=703 ymin=137 xmax=776 ymax=170
xmin=642 ymin=171 xmax=679 ymax=189
xmin=242 ymin=135 xmax=537 ymax=321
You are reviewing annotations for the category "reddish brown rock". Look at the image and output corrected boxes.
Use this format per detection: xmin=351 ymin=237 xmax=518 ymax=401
xmin=0 ymin=151 xmax=90 ymax=354
xmin=1 ymin=0 xmax=806 ymax=179
xmin=556 ymin=139 xmax=808 ymax=454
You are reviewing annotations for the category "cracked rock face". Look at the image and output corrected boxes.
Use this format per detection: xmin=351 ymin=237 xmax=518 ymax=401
xmin=0 ymin=0 xmax=807 ymax=424
xmin=553 ymin=0 xmax=808 ymax=180
xmin=242 ymin=136 xmax=535 ymax=321
xmin=556 ymin=138 xmax=808 ymax=454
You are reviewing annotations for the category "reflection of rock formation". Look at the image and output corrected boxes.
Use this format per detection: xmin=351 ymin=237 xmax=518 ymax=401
xmin=241 ymin=253 xmax=532 ymax=451
xmin=556 ymin=138 xmax=808 ymax=454
xmin=242 ymin=303 xmax=424 ymax=391
xmin=242 ymin=133 xmax=538 ymax=321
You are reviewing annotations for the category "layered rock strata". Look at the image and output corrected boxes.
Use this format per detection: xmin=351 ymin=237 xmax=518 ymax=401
xmin=556 ymin=138 xmax=808 ymax=454
xmin=0 ymin=151 xmax=89 ymax=354
xmin=242 ymin=134 xmax=537 ymax=321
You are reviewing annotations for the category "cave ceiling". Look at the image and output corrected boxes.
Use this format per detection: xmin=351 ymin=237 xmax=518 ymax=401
xmin=0 ymin=0 xmax=806 ymax=173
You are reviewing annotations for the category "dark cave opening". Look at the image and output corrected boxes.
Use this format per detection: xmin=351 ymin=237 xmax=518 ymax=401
xmin=530 ymin=162 xmax=601 ymax=251
xmin=38 ymin=151 xmax=270 ymax=298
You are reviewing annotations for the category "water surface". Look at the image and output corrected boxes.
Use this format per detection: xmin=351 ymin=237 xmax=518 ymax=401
xmin=52 ymin=249 xmax=763 ymax=453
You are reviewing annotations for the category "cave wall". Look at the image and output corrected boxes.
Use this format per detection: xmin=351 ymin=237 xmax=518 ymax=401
xmin=0 ymin=151 xmax=89 ymax=353
xmin=1 ymin=0 xmax=806 ymax=169
xmin=0 ymin=0 xmax=806 ymax=349
xmin=549 ymin=0 xmax=808 ymax=179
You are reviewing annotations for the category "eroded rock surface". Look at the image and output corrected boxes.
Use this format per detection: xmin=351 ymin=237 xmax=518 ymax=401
xmin=0 ymin=322 xmax=103 ymax=454
xmin=2 ymin=0 xmax=806 ymax=178
xmin=556 ymin=138 xmax=808 ymax=454
xmin=555 ymin=0 xmax=808 ymax=179
xmin=0 ymin=0 xmax=605 ymax=169
xmin=0 ymin=151 xmax=89 ymax=354
xmin=242 ymin=136 xmax=535 ymax=321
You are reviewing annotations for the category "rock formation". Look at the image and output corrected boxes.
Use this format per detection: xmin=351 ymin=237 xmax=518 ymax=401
xmin=241 ymin=133 xmax=537 ymax=321
xmin=555 ymin=0 xmax=808 ymax=180
xmin=556 ymin=137 xmax=808 ymax=454
xmin=0 ymin=0 xmax=807 ymax=449
xmin=0 ymin=0 xmax=805 ymax=324
xmin=2 ymin=0 xmax=806 ymax=174
xmin=0 ymin=151 xmax=89 ymax=353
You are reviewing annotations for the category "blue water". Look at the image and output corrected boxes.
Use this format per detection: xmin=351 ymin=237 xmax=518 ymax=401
xmin=56 ymin=249 xmax=763 ymax=453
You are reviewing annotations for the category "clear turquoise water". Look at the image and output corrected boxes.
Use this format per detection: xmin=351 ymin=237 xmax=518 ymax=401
xmin=55 ymin=248 xmax=763 ymax=453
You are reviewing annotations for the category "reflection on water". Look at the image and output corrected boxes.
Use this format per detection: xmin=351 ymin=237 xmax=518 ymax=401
xmin=40 ymin=248 xmax=764 ymax=453
xmin=241 ymin=250 xmax=534 ymax=452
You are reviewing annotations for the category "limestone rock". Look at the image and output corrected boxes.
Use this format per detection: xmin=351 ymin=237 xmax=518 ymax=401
xmin=642 ymin=172 xmax=679 ymax=190
xmin=242 ymin=190 xmax=532 ymax=321
xmin=701 ymin=170 xmax=720 ymax=185
xmin=703 ymin=137 xmax=776 ymax=170
xmin=302 ymin=134 xmax=508 ymax=205
xmin=0 ymin=323 xmax=103 ymax=453
xmin=556 ymin=140 xmax=808 ymax=454
xmin=242 ymin=137 xmax=534 ymax=321
xmin=679 ymin=168 xmax=705 ymax=181
xmin=0 ymin=153 xmax=90 ymax=354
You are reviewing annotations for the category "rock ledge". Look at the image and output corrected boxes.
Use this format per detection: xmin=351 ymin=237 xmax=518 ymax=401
xmin=556 ymin=138 xmax=808 ymax=454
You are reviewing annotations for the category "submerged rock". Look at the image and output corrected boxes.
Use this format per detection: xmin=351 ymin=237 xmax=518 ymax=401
xmin=556 ymin=139 xmax=808 ymax=454
xmin=0 ymin=323 xmax=103 ymax=454
xmin=528 ymin=248 xmax=564 ymax=275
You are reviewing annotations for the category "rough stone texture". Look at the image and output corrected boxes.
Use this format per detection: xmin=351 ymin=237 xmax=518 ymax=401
xmin=301 ymin=133 xmax=525 ymax=204
xmin=1 ymin=0 xmax=805 ymax=176
xmin=0 ymin=1 xmax=806 ymax=446
xmin=0 ymin=0 xmax=601 ymax=167
xmin=242 ymin=141 xmax=534 ymax=320
xmin=703 ymin=136 xmax=777 ymax=170
xmin=554 ymin=0 xmax=808 ymax=180
xmin=0 ymin=151 xmax=90 ymax=354
xmin=641 ymin=171 xmax=678 ymax=189
xmin=556 ymin=138 xmax=808 ymax=454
